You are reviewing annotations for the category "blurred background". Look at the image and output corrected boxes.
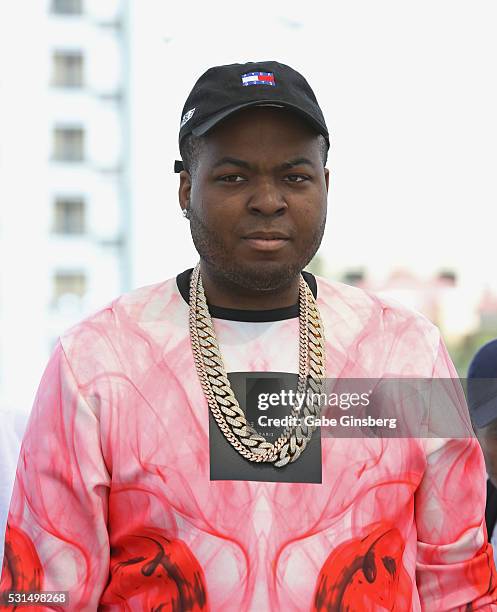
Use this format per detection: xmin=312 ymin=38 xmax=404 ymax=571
xmin=1 ymin=0 xmax=497 ymax=548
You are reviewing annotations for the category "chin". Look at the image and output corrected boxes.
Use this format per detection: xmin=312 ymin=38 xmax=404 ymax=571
xmin=220 ymin=259 xmax=304 ymax=292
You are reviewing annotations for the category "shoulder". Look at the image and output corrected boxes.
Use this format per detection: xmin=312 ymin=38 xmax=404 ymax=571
xmin=314 ymin=274 xmax=437 ymax=331
xmin=59 ymin=275 xmax=187 ymax=378
xmin=314 ymin=275 xmax=441 ymax=374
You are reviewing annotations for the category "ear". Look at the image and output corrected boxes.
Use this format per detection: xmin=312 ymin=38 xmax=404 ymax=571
xmin=178 ymin=170 xmax=192 ymax=213
xmin=324 ymin=167 xmax=330 ymax=193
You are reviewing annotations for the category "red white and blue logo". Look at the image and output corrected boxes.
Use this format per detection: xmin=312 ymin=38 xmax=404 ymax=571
xmin=241 ymin=71 xmax=276 ymax=87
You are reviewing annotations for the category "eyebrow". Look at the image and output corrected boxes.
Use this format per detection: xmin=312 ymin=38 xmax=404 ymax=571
xmin=212 ymin=156 xmax=316 ymax=170
xmin=280 ymin=157 xmax=315 ymax=170
xmin=212 ymin=157 xmax=251 ymax=170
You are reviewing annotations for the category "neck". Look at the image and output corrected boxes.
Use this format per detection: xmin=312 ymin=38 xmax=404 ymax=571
xmin=199 ymin=262 xmax=301 ymax=310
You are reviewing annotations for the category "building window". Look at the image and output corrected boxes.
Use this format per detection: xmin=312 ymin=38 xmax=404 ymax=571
xmin=53 ymin=126 xmax=84 ymax=162
xmin=53 ymin=272 xmax=87 ymax=305
xmin=52 ymin=0 xmax=83 ymax=15
xmin=53 ymin=197 xmax=86 ymax=234
xmin=52 ymin=51 xmax=84 ymax=87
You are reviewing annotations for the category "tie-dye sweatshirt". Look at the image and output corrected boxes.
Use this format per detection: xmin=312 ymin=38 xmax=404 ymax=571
xmin=1 ymin=270 xmax=496 ymax=611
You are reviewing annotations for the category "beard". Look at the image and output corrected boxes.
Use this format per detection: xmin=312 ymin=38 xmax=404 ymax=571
xmin=188 ymin=207 xmax=326 ymax=292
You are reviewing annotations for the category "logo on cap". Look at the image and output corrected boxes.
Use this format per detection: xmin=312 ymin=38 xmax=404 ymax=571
xmin=241 ymin=72 xmax=275 ymax=87
xmin=180 ymin=107 xmax=196 ymax=128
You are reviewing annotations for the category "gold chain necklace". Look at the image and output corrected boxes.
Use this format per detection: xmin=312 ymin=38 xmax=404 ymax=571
xmin=189 ymin=263 xmax=326 ymax=467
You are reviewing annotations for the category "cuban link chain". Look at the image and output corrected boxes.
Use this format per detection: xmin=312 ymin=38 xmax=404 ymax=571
xmin=189 ymin=263 xmax=326 ymax=467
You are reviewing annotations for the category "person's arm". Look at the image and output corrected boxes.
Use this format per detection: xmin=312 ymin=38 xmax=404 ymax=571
xmin=0 ymin=340 xmax=111 ymax=610
xmin=415 ymin=334 xmax=497 ymax=610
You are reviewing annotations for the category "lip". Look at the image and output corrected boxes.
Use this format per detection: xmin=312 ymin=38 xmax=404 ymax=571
xmin=243 ymin=231 xmax=291 ymax=240
xmin=242 ymin=232 xmax=290 ymax=252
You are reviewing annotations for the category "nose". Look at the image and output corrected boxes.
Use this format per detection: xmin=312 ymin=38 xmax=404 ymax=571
xmin=247 ymin=178 xmax=287 ymax=216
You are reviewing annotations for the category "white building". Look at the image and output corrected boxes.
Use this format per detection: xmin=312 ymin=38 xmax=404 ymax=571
xmin=0 ymin=0 xmax=130 ymax=547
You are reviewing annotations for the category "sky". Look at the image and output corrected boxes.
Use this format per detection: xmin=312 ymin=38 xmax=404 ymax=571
xmin=127 ymin=0 xmax=497 ymax=292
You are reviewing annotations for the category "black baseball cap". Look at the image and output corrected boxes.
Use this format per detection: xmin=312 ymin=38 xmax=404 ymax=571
xmin=467 ymin=339 xmax=497 ymax=428
xmin=174 ymin=60 xmax=329 ymax=173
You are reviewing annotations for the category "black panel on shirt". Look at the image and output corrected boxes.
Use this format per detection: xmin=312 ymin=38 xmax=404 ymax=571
xmin=176 ymin=268 xmax=322 ymax=483
xmin=209 ymin=372 xmax=322 ymax=484
xmin=176 ymin=267 xmax=317 ymax=322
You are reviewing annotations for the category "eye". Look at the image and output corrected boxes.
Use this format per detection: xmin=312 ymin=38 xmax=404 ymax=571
xmin=285 ymin=174 xmax=310 ymax=183
xmin=218 ymin=174 xmax=246 ymax=183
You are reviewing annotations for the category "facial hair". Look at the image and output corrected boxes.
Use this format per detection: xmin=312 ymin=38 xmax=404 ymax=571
xmin=188 ymin=206 xmax=326 ymax=293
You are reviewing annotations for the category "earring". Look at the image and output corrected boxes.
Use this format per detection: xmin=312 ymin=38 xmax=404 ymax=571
xmin=182 ymin=208 xmax=190 ymax=219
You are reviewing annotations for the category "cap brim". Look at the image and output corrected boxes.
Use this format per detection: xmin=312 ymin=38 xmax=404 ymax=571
xmin=471 ymin=395 xmax=497 ymax=428
xmin=467 ymin=378 xmax=497 ymax=428
xmin=191 ymin=100 xmax=329 ymax=145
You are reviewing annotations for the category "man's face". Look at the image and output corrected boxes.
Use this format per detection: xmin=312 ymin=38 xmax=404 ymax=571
xmin=179 ymin=107 xmax=329 ymax=292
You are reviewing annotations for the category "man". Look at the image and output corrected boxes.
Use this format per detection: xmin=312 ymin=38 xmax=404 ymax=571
xmin=1 ymin=61 xmax=496 ymax=610
xmin=467 ymin=339 xmax=497 ymax=564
